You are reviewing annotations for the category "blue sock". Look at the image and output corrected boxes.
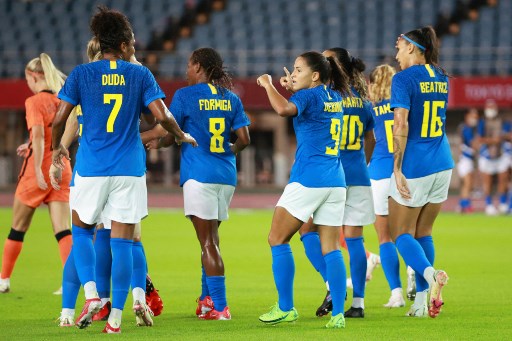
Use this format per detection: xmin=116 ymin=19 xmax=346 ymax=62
xmin=206 ymin=275 xmax=227 ymax=311
xmin=62 ymin=247 xmax=81 ymax=309
xmin=345 ymin=237 xmax=367 ymax=299
xmin=271 ymin=244 xmax=294 ymax=311
xmin=71 ymin=225 xmax=96 ymax=285
xmin=200 ymin=266 xmax=209 ymax=300
xmin=94 ymin=229 xmax=111 ymax=299
xmin=485 ymin=195 xmax=492 ymax=206
xmin=395 ymin=234 xmax=431 ymax=280
xmin=460 ymin=198 xmax=470 ymax=209
xmin=499 ymin=192 xmax=508 ymax=204
xmin=131 ymin=241 xmax=147 ymax=290
xmin=300 ymin=232 xmax=327 ymax=283
xmin=379 ymin=242 xmax=402 ymax=290
xmin=324 ymin=250 xmax=346 ymax=316
xmin=415 ymin=236 xmax=435 ymax=292
xmin=110 ymin=238 xmax=133 ymax=310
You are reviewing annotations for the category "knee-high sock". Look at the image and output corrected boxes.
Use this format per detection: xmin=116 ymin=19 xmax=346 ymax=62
xmin=324 ymin=250 xmax=346 ymax=316
xmin=271 ymin=244 xmax=294 ymax=311
xmin=415 ymin=236 xmax=435 ymax=292
xmin=300 ymin=232 xmax=327 ymax=282
xmin=94 ymin=229 xmax=111 ymax=299
xmin=200 ymin=266 xmax=210 ymax=300
xmin=206 ymin=276 xmax=227 ymax=311
xmin=395 ymin=234 xmax=431 ymax=282
xmin=62 ymin=247 xmax=81 ymax=309
xmin=55 ymin=230 xmax=72 ymax=266
xmin=110 ymin=238 xmax=133 ymax=310
xmin=131 ymin=241 xmax=147 ymax=291
xmin=1 ymin=228 xmax=25 ymax=279
xmin=380 ymin=242 xmax=402 ymax=290
xmin=346 ymin=237 xmax=367 ymax=299
xmin=71 ymin=225 xmax=96 ymax=285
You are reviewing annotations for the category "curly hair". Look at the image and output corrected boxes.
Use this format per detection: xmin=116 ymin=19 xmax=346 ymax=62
xmin=369 ymin=64 xmax=396 ymax=103
xmin=90 ymin=5 xmax=133 ymax=55
xmin=190 ymin=47 xmax=233 ymax=92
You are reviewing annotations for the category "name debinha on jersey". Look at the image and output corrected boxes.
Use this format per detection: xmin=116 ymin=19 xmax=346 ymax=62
xmin=324 ymin=101 xmax=343 ymax=112
xmin=102 ymin=74 xmax=125 ymax=86
xmin=199 ymin=99 xmax=232 ymax=111
xmin=419 ymin=81 xmax=448 ymax=94
xmin=373 ymin=102 xmax=392 ymax=116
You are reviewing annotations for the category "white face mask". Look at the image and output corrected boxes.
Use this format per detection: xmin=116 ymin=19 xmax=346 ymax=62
xmin=484 ymin=108 xmax=498 ymax=119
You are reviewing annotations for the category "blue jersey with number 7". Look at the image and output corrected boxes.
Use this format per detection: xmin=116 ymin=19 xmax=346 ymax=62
xmin=58 ymin=59 xmax=165 ymax=177
xmin=390 ymin=64 xmax=454 ymax=179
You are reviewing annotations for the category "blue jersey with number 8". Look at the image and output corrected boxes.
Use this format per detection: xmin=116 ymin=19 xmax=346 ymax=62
xmin=59 ymin=59 xmax=164 ymax=177
xmin=390 ymin=65 xmax=454 ymax=178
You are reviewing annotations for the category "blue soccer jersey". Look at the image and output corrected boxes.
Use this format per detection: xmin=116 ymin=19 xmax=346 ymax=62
xmin=460 ymin=124 xmax=477 ymax=159
xmin=288 ymin=85 xmax=345 ymax=188
xmin=171 ymin=83 xmax=250 ymax=186
xmin=390 ymin=64 xmax=454 ymax=178
xmin=338 ymin=89 xmax=375 ymax=186
xmin=59 ymin=59 xmax=165 ymax=177
xmin=368 ymin=99 xmax=394 ymax=180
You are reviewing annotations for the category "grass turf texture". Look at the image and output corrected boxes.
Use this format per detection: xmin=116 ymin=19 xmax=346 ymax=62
xmin=0 ymin=208 xmax=511 ymax=340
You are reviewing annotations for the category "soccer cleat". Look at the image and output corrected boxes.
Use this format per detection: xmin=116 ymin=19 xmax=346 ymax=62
xmin=485 ymin=205 xmax=498 ymax=216
xmin=134 ymin=300 xmax=154 ymax=326
xmin=146 ymin=274 xmax=164 ymax=316
xmin=58 ymin=314 xmax=74 ymax=327
xmin=383 ymin=292 xmax=406 ymax=308
xmin=196 ymin=296 xmax=214 ymax=316
xmin=406 ymin=266 xmax=416 ymax=301
xmin=366 ymin=253 xmax=381 ymax=281
xmin=406 ymin=302 xmax=428 ymax=317
xmin=325 ymin=313 xmax=345 ymax=329
xmin=198 ymin=306 xmax=231 ymax=320
xmin=75 ymin=297 xmax=101 ymax=329
xmin=346 ymin=278 xmax=353 ymax=289
xmin=102 ymin=320 xmax=121 ymax=334
xmin=92 ymin=301 xmax=111 ymax=321
xmin=316 ymin=291 xmax=332 ymax=317
xmin=0 ymin=281 xmax=10 ymax=293
xmin=428 ymin=270 xmax=448 ymax=318
xmin=498 ymin=203 xmax=509 ymax=214
xmin=344 ymin=306 xmax=364 ymax=318
xmin=259 ymin=303 xmax=298 ymax=324
xmin=53 ymin=286 xmax=63 ymax=295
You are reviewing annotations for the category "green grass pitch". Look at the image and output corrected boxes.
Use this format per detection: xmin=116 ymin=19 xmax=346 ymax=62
xmin=0 ymin=208 xmax=511 ymax=340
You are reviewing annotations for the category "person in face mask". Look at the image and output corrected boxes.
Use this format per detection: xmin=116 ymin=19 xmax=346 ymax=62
xmin=477 ymin=99 xmax=510 ymax=215
xmin=457 ymin=108 xmax=480 ymax=213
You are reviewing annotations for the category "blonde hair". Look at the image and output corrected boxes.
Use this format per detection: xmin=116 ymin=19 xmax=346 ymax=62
xmin=369 ymin=64 xmax=396 ymax=103
xmin=87 ymin=37 xmax=103 ymax=62
xmin=25 ymin=53 xmax=66 ymax=93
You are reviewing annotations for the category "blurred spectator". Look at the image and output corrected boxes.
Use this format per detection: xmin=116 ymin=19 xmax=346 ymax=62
xmin=457 ymin=108 xmax=480 ymax=213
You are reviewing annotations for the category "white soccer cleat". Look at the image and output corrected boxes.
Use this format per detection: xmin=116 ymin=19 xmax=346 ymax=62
xmin=366 ymin=253 xmax=381 ymax=281
xmin=134 ymin=300 xmax=154 ymax=326
xmin=498 ymin=203 xmax=509 ymax=214
xmin=406 ymin=302 xmax=428 ymax=317
xmin=406 ymin=266 xmax=416 ymax=301
xmin=383 ymin=292 xmax=406 ymax=308
xmin=0 ymin=278 xmax=10 ymax=293
xmin=53 ymin=286 xmax=63 ymax=295
xmin=485 ymin=205 xmax=498 ymax=216
xmin=58 ymin=314 xmax=74 ymax=327
xmin=428 ymin=270 xmax=449 ymax=318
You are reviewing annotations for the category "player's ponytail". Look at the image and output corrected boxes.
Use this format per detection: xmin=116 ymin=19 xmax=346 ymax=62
xmin=191 ymin=47 xmax=233 ymax=92
xmin=325 ymin=48 xmax=368 ymax=100
xmin=369 ymin=64 xmax=396 ymax=103
xmin=299 ymin=51 xmax=351 ymax=97
xmin=25 ymin=53 xmax=66 ymax=94
xmin=404 ymin=26 xmax=448 ymax=76
xmin=326 ymin=56 xmax=351 ymax=97
xmin=87 ymin=37 xmax=103 ymax=62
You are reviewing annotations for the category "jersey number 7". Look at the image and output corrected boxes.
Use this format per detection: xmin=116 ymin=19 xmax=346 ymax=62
xmin=104 ymin=94 xmax=123 ymax=133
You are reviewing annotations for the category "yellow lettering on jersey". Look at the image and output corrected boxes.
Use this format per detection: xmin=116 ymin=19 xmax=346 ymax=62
xmin=342 ymin=97 xmax=363 ymax=108
xmin=102 ymin=74 xmax=126 ymax=86
xmin=110 ymin=60 xmax=117 ymax=70
xmin=199 ymin=99 xmax=232 ymax=111
xmin=373 ymin=102 xmax=392 ymax=116
xmin=323 ymin=101 xmax=343 ymax=112
xmin=419 ymin=81 xmax=447 ymax=94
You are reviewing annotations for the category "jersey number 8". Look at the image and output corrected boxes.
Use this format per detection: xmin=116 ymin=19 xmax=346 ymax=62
xmin=209 ymin=117 xmax=225 ymax=153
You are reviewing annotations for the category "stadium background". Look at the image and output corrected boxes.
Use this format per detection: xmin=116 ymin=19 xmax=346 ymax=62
xmin=0 ymin=0 xmax=511 ymax=208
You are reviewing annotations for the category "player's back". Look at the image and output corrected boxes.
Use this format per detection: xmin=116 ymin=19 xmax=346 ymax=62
xmin=25 ymin=91 xmax=60 ymax=160
xmin=59 ymin=59 xmax=162 ymax=177
xmin=171 ymin=83 xmax=250 ymax=186
xmin=369 ymin=99 xmax=394 ymax=180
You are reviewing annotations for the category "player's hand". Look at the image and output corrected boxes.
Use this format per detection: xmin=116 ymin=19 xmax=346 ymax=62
xmin=394 ymin=170 xmax=411 ymax=200
xmin=16 ymin=143 xmax=29 ymax=157
xmin=257 ymin=74 xmax=272 ymax=88
xmin=145 ymin=138 xmax=160 ymax=150
xmin=49 ymin=164 xmax=62 ymax=190
xmin=52 ymin=144 xmax=70 ymax=170
xmin=176 ymin=133 xmax=198 ymax=147
xmin=36 ymin=169 xmax=48 ymax=190
xmin=280 ymin=67 xmax=294 ymax=92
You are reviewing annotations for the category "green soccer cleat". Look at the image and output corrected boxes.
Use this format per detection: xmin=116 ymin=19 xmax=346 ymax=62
xmin=325 ymin=313 xmax=345 ymax=329
xmin=259 ymin=303 xmax=298 ymax=325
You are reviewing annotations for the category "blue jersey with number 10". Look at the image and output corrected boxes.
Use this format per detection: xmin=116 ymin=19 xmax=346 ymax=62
xmin=390 ymin=64 xmax=454 ymax=179
xmin=369 ymin=99 xmax=394 ymax=180
xmin=59 ymin=59 xmax=165 ymax=177
xmin=288 ymin=85 xmax=345 ymax=188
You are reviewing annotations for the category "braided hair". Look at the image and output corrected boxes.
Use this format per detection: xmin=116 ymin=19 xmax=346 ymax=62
xmin=190 ymin=48 xmax=233 ymax=92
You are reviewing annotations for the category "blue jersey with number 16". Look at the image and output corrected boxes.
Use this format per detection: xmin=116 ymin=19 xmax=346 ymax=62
xmin=390 ymin=64 xmax=454 ymax=179
xmin=59 ymin=59 xmax=165 ymax=177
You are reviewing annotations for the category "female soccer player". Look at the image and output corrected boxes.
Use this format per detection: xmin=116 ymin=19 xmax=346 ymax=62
xmin=390 ymin=26 xmax=451 ymax=318
xmin=368 ymin=64 xmax=407 ymax=308
xmin=257 ymin=51 xmax=351 ymax=329
xmin=0 ymin=53 xmax=72 ymax=294
xmin=145 ymin=47 xmax=250 ymax=320
xmin=457 ymin=108 xmax=479 ymax=213
xmin=51 ymin=6 xmax=196 ymax=333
